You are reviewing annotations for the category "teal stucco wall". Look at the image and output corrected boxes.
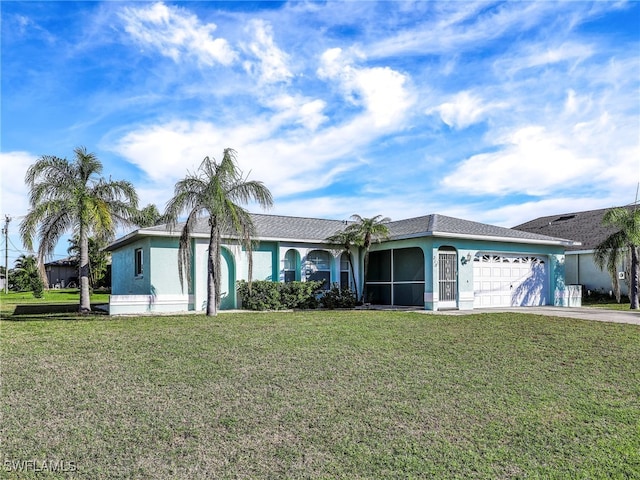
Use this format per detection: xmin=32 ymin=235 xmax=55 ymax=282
xmin=111 ymin=238 xmax=151 ymax=296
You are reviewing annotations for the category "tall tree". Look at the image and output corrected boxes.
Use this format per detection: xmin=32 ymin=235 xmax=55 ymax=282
xmin=593 ymin=206 xmax=640 ymax=309
xmin=20 ymin=147 xmax=138 ymax=312
xmin=164 ymin=148 xmax=273 ymax=316
xmin=10 ymin=254 xmax=40 ymax=292
xmin=325 ymin=228 xmax=360 ymax=301
xmin=134 ymin=204 xmax=169 ymax=228
xmin=344 ymin=214 xmax=390 ymax=303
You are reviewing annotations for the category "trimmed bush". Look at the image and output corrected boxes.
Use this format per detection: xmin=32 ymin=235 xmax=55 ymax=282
xmin=237 ymin=280 xmax=322 ymax=311
xmin=319 ymin=284 xmax=357 ymax=309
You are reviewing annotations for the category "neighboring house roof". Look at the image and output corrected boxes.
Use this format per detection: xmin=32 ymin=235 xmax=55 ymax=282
xmin=106 ymin=212 xmax=577 ymax=251
xmin=45 ymin=256 xmax=76 ymax=267
xmin=513 ymin=205 xmax=637 ymax=252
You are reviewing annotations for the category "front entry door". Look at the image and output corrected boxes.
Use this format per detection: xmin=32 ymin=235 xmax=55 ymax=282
xmin=438 ymin=251 xmax=458 ymax=309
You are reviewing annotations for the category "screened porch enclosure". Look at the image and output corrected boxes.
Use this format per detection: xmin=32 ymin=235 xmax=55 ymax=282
xmin=366 ymin=247 xmax=425 ymax=306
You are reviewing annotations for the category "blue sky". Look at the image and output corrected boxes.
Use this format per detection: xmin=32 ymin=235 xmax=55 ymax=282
xmin=1 ymin=1 xmax=639 ymax=265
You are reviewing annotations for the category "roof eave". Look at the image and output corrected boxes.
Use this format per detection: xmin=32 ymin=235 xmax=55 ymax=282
xmin=106 ymin=230 xmax=336 ymax=251
xmin=105 ymin=229 xmax=183 ymax=251
xmin=432 ymin=231 xmax=579 ymax=247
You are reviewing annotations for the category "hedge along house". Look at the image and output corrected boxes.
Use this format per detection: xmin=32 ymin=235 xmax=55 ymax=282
xmin=106 ymin=213 xmax=579 ymax=315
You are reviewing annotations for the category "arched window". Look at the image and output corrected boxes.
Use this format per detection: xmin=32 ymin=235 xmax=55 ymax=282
xmin=284 ymin=249 xmax=300 ymax=282
xmin=305 ymin=250 xmax=331 ymax=290
xmin=340 ymin=252 xmax=351 ymax=289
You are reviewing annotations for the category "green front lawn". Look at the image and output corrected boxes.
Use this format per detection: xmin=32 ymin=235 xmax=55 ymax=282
xmin=1 ymin=311 xmax=638 ymax=479
xmin=0 ymin=289 xmax=110 ymax=317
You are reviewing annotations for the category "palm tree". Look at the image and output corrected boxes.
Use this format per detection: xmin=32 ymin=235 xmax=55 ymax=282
xmin=11 ymin=254 xmax=39 ymax=292
xmin=134 ymin=204 xmax=169 ymax=228
xmin=325 ymin=228 xmax=360 ymax=301
xmin=164 ymin=148 xmax=273 ymax=316
xmin=20 ymin=147 xmax=138 ymax=312
xmin=344 ymin=214 xmax=390 ymax=303
xmin=593 ymin=206 xmax=640 ymax=309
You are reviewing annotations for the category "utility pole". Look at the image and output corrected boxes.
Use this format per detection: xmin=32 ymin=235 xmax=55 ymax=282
xmin=3 ymin=215 xmax=10 ymax=294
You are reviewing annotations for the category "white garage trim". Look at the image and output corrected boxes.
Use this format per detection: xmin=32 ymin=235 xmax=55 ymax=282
xmin=473 ymin=253 xmax=548 ymax=308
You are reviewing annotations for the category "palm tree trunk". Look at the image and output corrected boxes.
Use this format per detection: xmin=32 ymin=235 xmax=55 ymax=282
xmin=206 ymin=222 xmax=218 ymax=316
xmin=79 ymin=225 xmax=91 ymax=312
xmin=347 ymin=252 xmax=358 ymax=301
xmin=214 ymin=230 xmax=222 ymax=310
xmin=630 ymin=246 xmax=639 ymax=310
xmin=361 ymin=248 xmax=370 ymax=304
xmin=38 ymin=257 xmax=49 ymax=290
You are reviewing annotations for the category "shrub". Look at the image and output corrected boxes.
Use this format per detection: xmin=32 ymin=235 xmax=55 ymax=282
xmin=237 ymin=280 xmax=323 ymax=311
xmin=280 ymin=281 xmax=321 ymax=309
xmin=30 ymin=277 xmax=45 ymax=299
xmin=318 ymin=284 xmax=357 ymax=309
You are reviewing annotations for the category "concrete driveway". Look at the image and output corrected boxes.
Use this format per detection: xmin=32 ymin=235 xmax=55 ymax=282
xmin=429 ymin=306 xmax=640 ymax=325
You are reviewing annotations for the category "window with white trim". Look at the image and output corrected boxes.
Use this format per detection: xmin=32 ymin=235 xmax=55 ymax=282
xmin=284 ymin=249 xmax=299 ymax=283
xmin=340 ymin=252 xmax=351 ymax=289
xmin=134 ymin=248 xmax=143 ymax=277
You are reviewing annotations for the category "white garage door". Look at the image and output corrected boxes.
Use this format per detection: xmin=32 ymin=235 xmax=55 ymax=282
xmin=473 ymin=254 xmax=548 ymax=308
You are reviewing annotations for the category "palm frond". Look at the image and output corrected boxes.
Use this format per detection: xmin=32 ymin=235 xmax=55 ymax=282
xmin=177 ymin=207 xmax=203 ymax=293
xmin=593 ymin=231 xmax=625 ymax=271
xmin=74 ymin=146 xmax=103 ymax=182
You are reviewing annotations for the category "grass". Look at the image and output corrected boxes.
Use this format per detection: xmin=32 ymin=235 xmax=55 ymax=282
xmin=1 ymin=310 xmax=639 ymax=479
xmin=585 ymin=302 xmax=637 ymax=311
xmin=582 ymin=293 xmax=637 ymax=311
xmin=0 ymin=289 xmax=110 ymax=318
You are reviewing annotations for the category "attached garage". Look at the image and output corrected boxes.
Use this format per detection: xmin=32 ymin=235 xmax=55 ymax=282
xmin=473 ymin=253 xmax=548 ymax=308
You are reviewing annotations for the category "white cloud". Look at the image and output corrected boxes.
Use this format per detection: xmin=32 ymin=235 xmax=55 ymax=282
xmin=495 ymin=42 xmax=594 ymax=77
xmin=368 ymin=2 xmax=568 ymax=58
xmin=119 ymin=2 xmax=236 ymax=66
xmin=111 ymin=103 xmax=402 ymax=203
xmin=265 ymin=94 xmax=327 ymax=131
xmin=317 ymin=47 xmax=413 ymax=127
xmin=241 ymin=19 xmax=293 ymax=84
xmin=111 ymin=121 xmax=231 ymax=185
xmin=441 ymin=125 xmax=601 ymax=196
xmin=0 ymin=151 xmax=36 ymax=217
xmin=111 ymin=44 xmax=417 ymax=201
xmin=431 ymin=91 xmax=505 ymax=129
xmin=0 ymin=151 xmax=39 ymax=264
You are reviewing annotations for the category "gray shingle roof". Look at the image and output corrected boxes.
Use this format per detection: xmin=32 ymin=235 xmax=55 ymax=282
xmin=138 ymin=213 xmax=351 ymax=242
xmin=250 ymin=213 xmax=351 ymax=241
xmin=108 ymin=212 xmax=576 ymax=250
xmin=387 ymin=214 xmax=575 ymax=244
xmin=513 ymin=205 xmax=637 ymax=251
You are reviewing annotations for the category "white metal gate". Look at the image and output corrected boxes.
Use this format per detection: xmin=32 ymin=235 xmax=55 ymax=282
xmin=438 ymin=252 xmax=457 ymax=309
